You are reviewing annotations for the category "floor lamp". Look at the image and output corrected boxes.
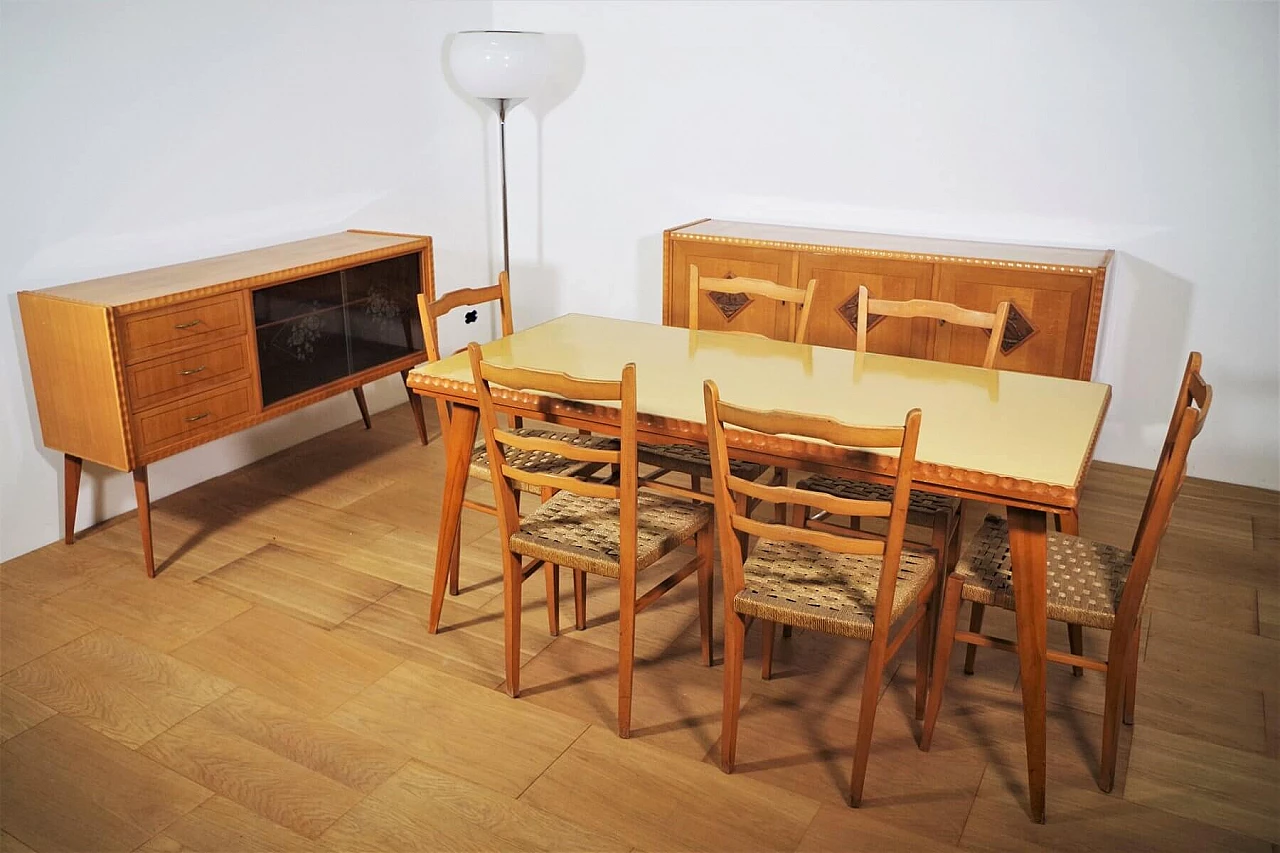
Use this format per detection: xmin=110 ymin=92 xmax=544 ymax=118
xmin=448 ymin=31 xmax=549 ymax=275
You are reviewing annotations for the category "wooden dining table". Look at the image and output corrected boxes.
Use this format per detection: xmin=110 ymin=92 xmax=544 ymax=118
xmin=406 ymin=313 xmax=1111 ymax=823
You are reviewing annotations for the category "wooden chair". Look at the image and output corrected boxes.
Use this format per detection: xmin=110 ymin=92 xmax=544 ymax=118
xmin=704 ymin=380 xmax=938 ymax=806
xmin=920 ymin=352 xmax=1213 ymax=794
xmin=636 ymin=264 xmax=817 ymax=498
xmin=783 ymin=288 xmax=1012 ymax=663
xmin=469 ymin=343 xmax=715 ymax=737
xmin=418 ymin=273 xmax=616 ymax=634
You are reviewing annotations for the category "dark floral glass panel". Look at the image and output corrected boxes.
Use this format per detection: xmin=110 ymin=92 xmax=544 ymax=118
xmin=253 ymin=272 xmax=343 ymax=326
xmin=253 ymin=252 xmax=424 ymax=407
xmin=256 ymin=304 xmax=348 ymax=406
xmin=344 ymin=254 xmax=424 ymax=374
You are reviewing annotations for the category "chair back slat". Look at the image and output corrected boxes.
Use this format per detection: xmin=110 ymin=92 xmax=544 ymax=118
xmin=728 ymin=474 xmax=891 ymax=519
xmin=493 ymin=428 xmax=619 ymax=465
xmin=479 ymin=361 xmax=622 ymax=401
xmin=501 ymin=467 xmax=621 ymax=500
xmin=731 ymin=514 xmax=887 ymax=556
xmin=855 ymin=285 xmax=1011 ymax=369
xmin=1114 ymin=352 xmax=1211 ymax=640
xmin=704 ymin=379 xmax=922 ymax=640
xmin=688 ymin=264 xmax=818 ymax=344
xmin=717 ymin=398 xmax=906 ymax=450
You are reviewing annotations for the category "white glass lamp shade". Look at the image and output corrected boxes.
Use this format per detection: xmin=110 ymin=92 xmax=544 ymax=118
xmin=449 ymin=31 xmax=548 ymax=101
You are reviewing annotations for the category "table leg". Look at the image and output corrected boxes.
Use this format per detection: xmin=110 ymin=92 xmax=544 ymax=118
xmin=1007 ymin=506 xmax=1049 ymax=823
xmin=427 ymin=403 xmax=478 ymax=633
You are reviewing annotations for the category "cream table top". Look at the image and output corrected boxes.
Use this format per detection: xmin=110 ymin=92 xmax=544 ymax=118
xmin=408 ymin=314 xmax=1110 ymax=506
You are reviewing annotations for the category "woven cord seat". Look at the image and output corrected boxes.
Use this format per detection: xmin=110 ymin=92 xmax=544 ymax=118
xmin=736 ymin=539 xmax=936 ymax=640
xmin=636 ymin=442 xmax=768 ymax=481
xmin=511 ymin=491 xmax=712 ymax=578
xmin=954 ymin=515 xmax=1134 ymax=630
xmin=470 ymin=429 xmax=618 ymax=494
xmin=796 ymin=475 xmax=960 ymax=529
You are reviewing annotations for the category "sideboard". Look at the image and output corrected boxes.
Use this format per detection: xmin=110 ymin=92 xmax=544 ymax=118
xmin=18 ymin=230 xmax=433 ymax=576
xmin=663 ymin=219 xmax=1111 ymax=381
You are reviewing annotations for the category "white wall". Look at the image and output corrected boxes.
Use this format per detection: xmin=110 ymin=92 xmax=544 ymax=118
xmin=3 ymin=0 xmax=1277 ymax=561
xmin=0 ymin=0 xmax=496 ymax=560
xmin=493 ymin=0 xmax=1280 ymax=489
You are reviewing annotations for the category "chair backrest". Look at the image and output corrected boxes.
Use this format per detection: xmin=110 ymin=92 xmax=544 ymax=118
xmin=856 ymin=285 xmax=1012 ymax=369
xmin=1115 ymin=352 xmax=1213 ymax=631
xmin=703 ymin=379 xmax=922 ymax=638
xmin=417 ymin=271 xmax=514 ymax=363
xmin=468 ymin=343 xmax=641 ymax=563
xmin=688 ymin=264 xmax=817 ymax=344
xmin=416 ymin=273 xmax=515 ymax=439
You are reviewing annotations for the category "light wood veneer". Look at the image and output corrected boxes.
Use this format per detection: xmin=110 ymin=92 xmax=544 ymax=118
xmin=664 ymin=219 xmax=1111 ymax=381
xmin=17 ymin=230 xmax=434 ymax=576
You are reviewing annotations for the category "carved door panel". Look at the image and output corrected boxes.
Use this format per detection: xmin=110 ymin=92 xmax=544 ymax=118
xmin=935 ymin=265 xmax=1095 ymax=379
xmin=796 ymin=253 xmax=934 ymax=357
xmin=668 ymin=242 xmax=797 ymax=339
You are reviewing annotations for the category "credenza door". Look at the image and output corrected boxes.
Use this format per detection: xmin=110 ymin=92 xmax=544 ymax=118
xmin=796 ymin=253 xmax=934 ymax=356
xmin=668 ymin=242 xmax=798 ymax=340
xmin=935 ymin=265 xmax=1095 ymax=378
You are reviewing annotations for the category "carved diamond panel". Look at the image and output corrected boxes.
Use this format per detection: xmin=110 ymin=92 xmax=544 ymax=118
xmin=835 ymin=291 xmax=885 ymax=334
xmin=707 ymin=291 xmax=753 ymax=323
xmin=983 ymin=301 xmax=1039 ymax=354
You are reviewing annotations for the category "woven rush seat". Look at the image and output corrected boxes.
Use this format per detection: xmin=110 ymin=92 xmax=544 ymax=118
xmin=796 ymin=475 xmax=960 ymax=526
xmin=511 ymin=491 xmax=713 ymax=578
xmin=734 ymin=539 xmax=936 ymax=640
xmin=470 ymin=429 xmax=619 ymax=494
xmin=636 ymin=442 xmax=768 ymax=480
xmin=955 ymin=515 xmax=1134 ymax=630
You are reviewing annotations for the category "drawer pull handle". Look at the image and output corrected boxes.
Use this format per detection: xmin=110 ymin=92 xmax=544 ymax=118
xmin=184 ymin=412 xmax=210 ymax=423
xmin=174 ymin=319 xmax=204 ymax=330
xmin=179 ymin=365 xmax=207 ymax=376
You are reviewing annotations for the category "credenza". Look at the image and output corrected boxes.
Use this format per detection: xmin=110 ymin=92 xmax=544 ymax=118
xmin=663 ymin=219 xmax=1111 ymax=381
xmin=18 ymin=230 xmax=433 ymax=576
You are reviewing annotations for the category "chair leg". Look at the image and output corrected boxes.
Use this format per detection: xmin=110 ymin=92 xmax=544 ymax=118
xmin=448 ymin=532 xmax=461 ymax=597
xmin=618 ymin=568 xmax=638 ymax=738
xmin=772 ymin=466 xmax=788 ymax=524
xmin=760 ymin=620 xmax=777 ymax=680
xmin=734 ymin=494 xmax=750 ymax=556
xmin=915 ymin=594 xmax=935 ymax=721
xmin=781 ymin=508 xmax=798 ymax=641
xmin=545 ymin=564 xmax=560 ymax=637
xmin=963 ymin=603 xmax=985 ymax=675
xmin=697 ymin=526 xmax=714 ymax=666
xmin=573 ymin=570 xmax=587 ymax=630
xmin=1068 ymin=623 xmax=1085 ymax=677
xmin=503 ymin=551 xmax=523 ymax=698
xmin=1099 ymin=639 xmax=1129 ymax=793
xmin=721 ymin=610 xmax=746 ymax=772
xmin=921 ymin=573 xmax=965 ymax=751
xmin=850 ymin=630 xmax=890 ymax=807
xmin=1124 ymin=620 xmax=1140 ymax=725
xmin=690 ymin=474 xmax=701 ymax=494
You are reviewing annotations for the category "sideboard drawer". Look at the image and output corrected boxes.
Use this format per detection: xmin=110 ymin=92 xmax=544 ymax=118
xmin=126 ymin=339 xmax=251 ymax=411
xmin=133 ymin=380 xmax=253 ymax=457
xmin=121 ymin=293 xmax=246 ymax=364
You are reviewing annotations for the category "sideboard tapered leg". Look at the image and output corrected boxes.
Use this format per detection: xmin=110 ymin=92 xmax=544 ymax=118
xmin=133 ymin=467 xmax=155 ymax=578
xmin=64 ymin=454 xmax=82 ymax=545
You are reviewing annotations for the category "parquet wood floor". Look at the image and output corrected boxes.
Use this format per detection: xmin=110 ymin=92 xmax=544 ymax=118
xmin=2 ymin=402 xmax=1276 ymax=851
